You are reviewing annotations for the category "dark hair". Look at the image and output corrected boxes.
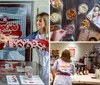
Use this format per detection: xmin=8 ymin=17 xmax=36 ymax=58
xmin=89 ymin=37 xmax=97 ymax=41
xmin=61 ymin=49 xmax=71 ymax=62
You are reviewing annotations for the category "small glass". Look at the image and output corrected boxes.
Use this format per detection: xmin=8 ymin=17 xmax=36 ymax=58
xmin=20 ymin=61 xmax=26 ymax=68
xmin=51 ymin=0 xmax=61 ymax=9
xmin=16 ymin=61 xmax=26 ymax=72
xmin=66 ymin=9 xmax=76 ymax=20
xmin=78 ymin=4 xmax=88 ymax=15
xmin=25 ymin=71 xmax=32 ymax=78
xmin=25 ymin=67 xmax=33 ymax=78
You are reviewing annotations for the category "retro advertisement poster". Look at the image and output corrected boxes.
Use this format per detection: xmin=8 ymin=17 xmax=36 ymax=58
xmin=0 ymin=1 xmax=33 ymax=61
xmin=68 ymin=48 xmax=76 ymax=57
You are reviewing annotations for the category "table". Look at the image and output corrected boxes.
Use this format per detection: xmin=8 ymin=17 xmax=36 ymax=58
xmin=71 ymin=74 xmax=100 ymax=85
xmin=0 ymin=61 xmax=44 ymax=85
xmin=50 ymin=0 xmax=100 ymax=41
xmin=62 ymin=0 xmax=100 ymax=41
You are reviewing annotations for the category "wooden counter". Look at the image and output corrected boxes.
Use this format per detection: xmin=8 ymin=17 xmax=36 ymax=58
xmin=71 ymin=74 xmax=100 ymax=85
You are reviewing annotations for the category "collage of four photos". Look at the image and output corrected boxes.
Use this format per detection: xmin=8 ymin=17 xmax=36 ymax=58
xmin=0 ymin=0 xmax=99 ymax=85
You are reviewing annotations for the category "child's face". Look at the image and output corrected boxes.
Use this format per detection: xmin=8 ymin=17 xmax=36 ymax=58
xmin=36 ymin=18 xmax=45 ymax=31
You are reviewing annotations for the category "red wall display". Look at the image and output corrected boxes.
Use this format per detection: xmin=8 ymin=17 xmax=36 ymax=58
xmin=0 ymin=1 xmax=34 ymax=61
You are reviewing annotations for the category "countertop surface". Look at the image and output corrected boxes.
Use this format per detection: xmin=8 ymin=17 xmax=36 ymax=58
xmin=62 ymin=0 xmax=100 ymax=41
xmin=50 ymin=0 xmax=100 ymax=41
xmin=71 ymin=73 xmax=100 ymax=84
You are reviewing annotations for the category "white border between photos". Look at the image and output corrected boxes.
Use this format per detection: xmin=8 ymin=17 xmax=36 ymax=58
xmin=49 ymin=0 xmax=50 ymax=85
xmin=50 ymin=41 xmax=100 ymax=44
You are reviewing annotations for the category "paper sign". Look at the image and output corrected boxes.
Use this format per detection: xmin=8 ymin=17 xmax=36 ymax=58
xmin=19 ymin=75 xmax=44 ymax=85
xmin=6 ymin=75 xmax=19 ymax=84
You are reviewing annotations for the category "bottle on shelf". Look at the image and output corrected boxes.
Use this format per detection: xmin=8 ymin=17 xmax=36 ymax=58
xmin=79 ymin=67 xmax=83 ymax=75
xmin=85 ymin=66 xmax=89 ymax=75
xmin=82 ymin=67 xmax=85 ymax=75
xmin=76 ymin=65 xmax=79 ymax=75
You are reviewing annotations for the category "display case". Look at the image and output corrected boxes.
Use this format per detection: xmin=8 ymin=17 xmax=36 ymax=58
xmin=0 ymin=60 xmax=44 ymax=85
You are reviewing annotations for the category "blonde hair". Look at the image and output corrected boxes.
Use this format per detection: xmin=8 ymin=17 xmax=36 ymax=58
xmin=36 ymin=12 xmax=49 ymax=39
xmin=61 ymin=49 xmax=72 ymax=62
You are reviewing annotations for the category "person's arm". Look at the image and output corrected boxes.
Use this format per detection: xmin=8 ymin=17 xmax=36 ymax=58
xmin=51 ymin=68 xmax=56 ymax=79
xmin=51 ymin=60 xmax=58 ymax=78
xmin=0 ymin=33 xmax=48 ymax=51
xmin=51 ymin=29 xmax=67 ymax=41
xmin=72 ymin=62 xmax=76 ymax=75
xmin=25 ymin=31 xmax=38 ymax=39
xmin=8 ymin=39 xmax=48 ymax=51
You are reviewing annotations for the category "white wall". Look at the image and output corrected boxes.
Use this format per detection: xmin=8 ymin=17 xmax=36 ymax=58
xmin=33 ymin=0 xmax=49 ymax=31
xmin=51 ymin=43 xmax=100 ymax=61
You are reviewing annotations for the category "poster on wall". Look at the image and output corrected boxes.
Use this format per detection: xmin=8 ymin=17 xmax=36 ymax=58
xmin=0 ymin=1 xmax=33 ymax=61
xmin=68 ymin=48 xmax=76 ymax=57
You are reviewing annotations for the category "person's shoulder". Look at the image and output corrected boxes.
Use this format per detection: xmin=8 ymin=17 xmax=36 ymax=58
xmin=31 ymin=31 xmax=38 ymax=37
xmin=57 ymin=58 xmax=63 ymax=62
xmin=69 ymin=61 xmax=75 ymax=66
xmin=55 ymin=59 xmax=60 ymax=62
xmin=25 ymin=31 xmax=38 ymax=39
xmin=32 ymin=31 xmax=38 ymax=34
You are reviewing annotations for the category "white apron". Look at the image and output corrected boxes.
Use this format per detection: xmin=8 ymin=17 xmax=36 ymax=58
xmin=35 ymin=32 xmax=49 ymax=85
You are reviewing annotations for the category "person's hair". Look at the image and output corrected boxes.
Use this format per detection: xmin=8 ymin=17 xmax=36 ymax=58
xmin=61 ymin=49 xmax=72 ymax=62
xmin=36 ymin=12 xmax=49 ymax=39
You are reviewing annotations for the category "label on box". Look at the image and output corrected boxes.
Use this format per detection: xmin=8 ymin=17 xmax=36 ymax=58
xmin=5 ymin=64 xmax=9 ymax=69
xmin=19 ymin=75 xmax=44 ymax=85
xmin=6 ymin=75 xmax=19 ymax=84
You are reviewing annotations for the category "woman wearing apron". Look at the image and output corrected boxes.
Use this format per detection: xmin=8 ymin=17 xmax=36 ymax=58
xmin=51 ymin=49 xmax=75 ymax=85
xmin=0 ymin=12 xmax=49 ymax=85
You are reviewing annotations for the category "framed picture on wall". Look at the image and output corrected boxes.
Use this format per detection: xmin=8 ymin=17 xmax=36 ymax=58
xmin=68 ymin=47 xmax=76 ymax=57
xmin=0 ymin=1 xmax=34 ymax=61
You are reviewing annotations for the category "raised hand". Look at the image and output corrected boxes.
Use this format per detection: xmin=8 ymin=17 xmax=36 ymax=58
xmin=51 ymin=29 xmax=67 ymax=41
xmin=0 ymin=33 xmax=12 ymax=44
